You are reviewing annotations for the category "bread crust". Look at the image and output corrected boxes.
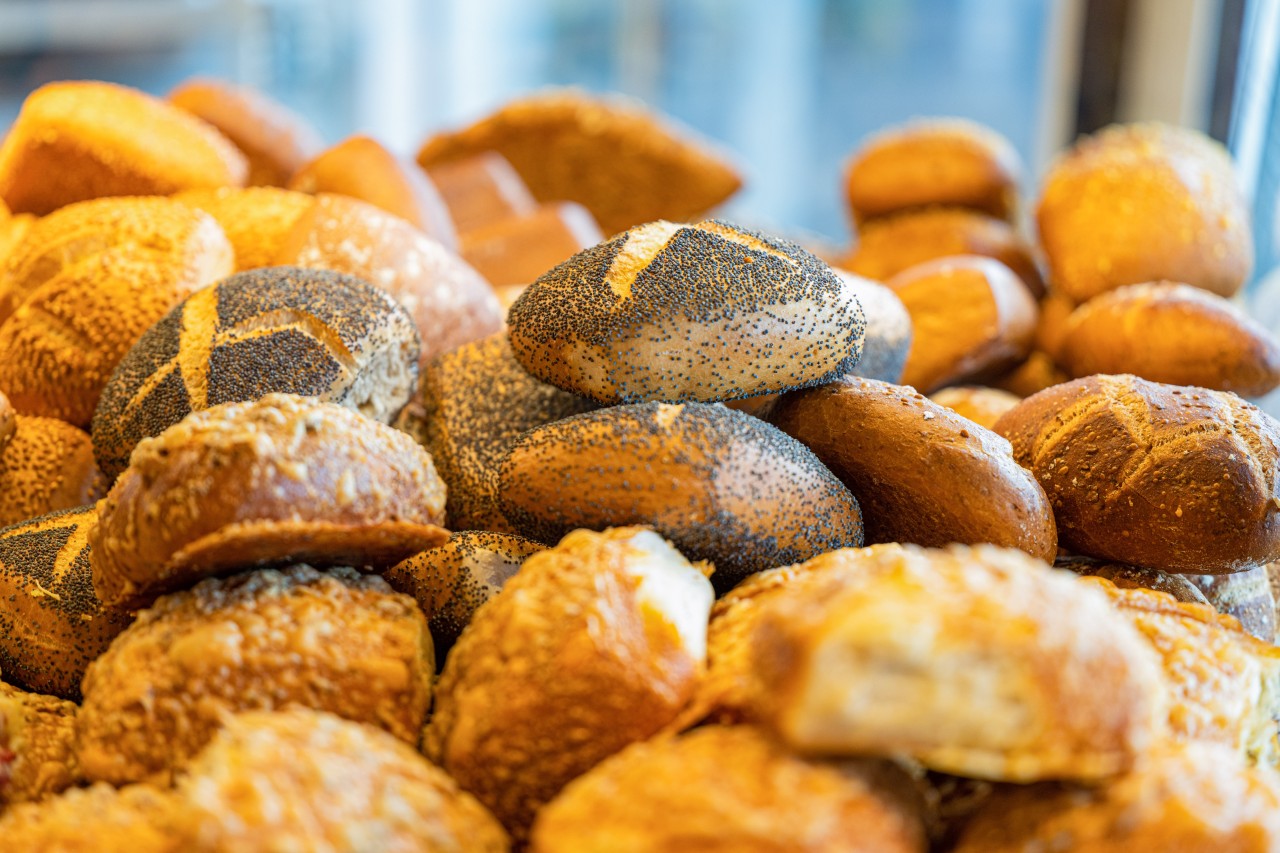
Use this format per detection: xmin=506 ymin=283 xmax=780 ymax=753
xmin=0 ymin=680 xmax=79 ymax=806
xmin=460 ymin=201 xmax=602 ymax=288
xmin=0 ymin=416 xmax=103 ymax=528
xmin=929 ymin=385 xmax=1021 ymax=430
xmin=424 ymin=151 xmax=537 ymax=234
xmin=1055 ymin=555 xmax=1210 ymax=604
xmin=0 ymin=781 xmax=180 ymax=853
xmin=174 ymin=186 xmax=315 ymax=272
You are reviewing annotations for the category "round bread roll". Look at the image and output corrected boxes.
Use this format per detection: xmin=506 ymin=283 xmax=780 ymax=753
xmin=167 ymin=77 xmax=323 ymax=188
xmin=417 ymin=88 xmax=743 ymax=236
xmin=990 ymin=349 xmax=1069 ymax=397
xmin=843 ymin=118 xmax=1022 ymax=225
xmin=531 ymin=726 xmax=928 ymax=853
xmin=424 ymin=151 xmax=538 ymax=235
xmin=91 ymin=394 xmax=447 ymax=609
xmin=274 ymin=193 xmax=503 ymax=366
xmin=176 ymin=708 xmax=509 ymax=852
xmin=1055 ymin=556 xmax=1210 ymax=605
xmin=1058 ymin=282 xmax=1280 ymax=396
xmin=426 ymin=527 xmax=714 ymax=842
xmin=287 ymin=134 xmax=457 ymax=249
xmin=929 ymin=385 xmax=1021 ymax=430
xmin=1188 ymin=566 xmax=1276 ymax=643
xmin=174 ymin=186 xmax=314 ymax=272
xmin=889 ymin=255 xmax=1037 ymax=393
xmin=1037 ymin=122 xmax=1253 ymax=302
xmin=0 ymin=782 xmax=179 ymax=853
xmin=995 ymin=375 xmax=1280 ymax=573
xmin=0 ymin=416 xmax=103 ymax=528
xmin=384 ymin=531 xmax=546 ymax=667
xmin=78 ymin=565 xmax=433 ymax=785
xmin=507 ymin=219 xmax=867 ymax=404
xmin=460 ymin=201 xmax=603 ymax=289
xmin=420 ymin=332 xmax=598 ymax=531
xmin=497 ymin=402 xmax=865 ymax=591
xmin=0 ymin=81 xmax=247 ymax=216
xmin=842 ymin=274 xmax=913 ymax=384
xmin=0 ymin=681 xmax=80 ymax=806
xmin=770 ymin=378 xmax=1056 ymax=561
xmin=91 ymin=266 xmax=419 ymax=481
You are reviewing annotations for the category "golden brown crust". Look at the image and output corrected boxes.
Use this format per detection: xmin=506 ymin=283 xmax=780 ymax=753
xmin=90 ymin=394 xmax=447 ymax=608
xmin=928 ymin=385 xmax=1021 ymax=431
xmin=1188 ymin=566 xmax=1276 ymax=644
xmin=0 ymin=680 xmax=79 ymax=806
xmin=531 ymin=726 xmax=927 ymax=853
xmin=424 ymin=151 xmax=538 ymax=234
xmin=416 ymin=88 xmax=742 ymax=235
xmin=0 ymin=782 xmax=181 ymax=853
xmin=0 ymin=81 xmax=247 ymax=215
xmin=0 ymin=416 xmax=102 ymax=528
xmin=460 ymin=201 xmax=602 ymax=288
xmin=994 ymin=374 xmax=1280 ymax=573
xmin=174 ymin=186 xmax=315 ymax=271
xmin=77 ymin=564 xmax=433 ymax=785
xmin=771 ymin=378 xmax=1056 ymax=561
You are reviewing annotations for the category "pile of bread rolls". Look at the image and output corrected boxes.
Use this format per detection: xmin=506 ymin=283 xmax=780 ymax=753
xmin=0 ymin=75 xmax=1277 ymax=852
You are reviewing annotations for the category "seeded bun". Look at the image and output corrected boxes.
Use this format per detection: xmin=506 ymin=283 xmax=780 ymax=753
xmin=174 ymin=186 xmax=314 ymax=271
xmin=1188 ymin=566 xmax=1276 ymax=643
xmin=1055 ymin=556 xmax=1210 ymax=605
xmin=425 ymin=151 xmax=538 ymax=234
xmin=168 ymin=77 xmax=323 ymax=188
xmin=0 ymin=81 xmax=247 ymax=215
xmin=498 ymin=402 xmax=864 ymax=590
xmin=460 ymin=201 xmax=602 ymax=288
xmin=508 ymin=220 xmax=867 ymax=405
xmin=929 ymin=385 xmax=1021 ymax=430
xmin=90 ymin=394 xmax=448 ymax=608
xmin=842 ymin=274 xmax=913 ymax=383
xmin=0 ymin=416 xmax=103 ymax=528
xmin=0 ymin=681 xmax=80 ymax=805
xmin=91 ymin=266 xmax=420 ymax=481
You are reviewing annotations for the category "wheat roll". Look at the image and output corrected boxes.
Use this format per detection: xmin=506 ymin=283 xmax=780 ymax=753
xmin=460 ymin=201 xmax=603 ymax=288
xmin=0 ymin=81 xmax=247 ymax=215
xmin=842 ymin=274 xmax=913 ymax=384
xmin=174 ymin=186 xmax=314 ymax=271
xmin=498 ymin=402 xmax=865 ymax=590
xmin=0 ymin=681 xmax=80 ymax=806
xmin=1188 ymin=566 xmax=1276 ymax=643
xmin=425 ymin=151 xmax=538 ymax=234
xmin=508 ymin=219 xmax=867 ymax=404
xmin=0 ymin=416 xmax=102 ymax=528
xmin=929 ymin=385 xmax=1021 ymax=430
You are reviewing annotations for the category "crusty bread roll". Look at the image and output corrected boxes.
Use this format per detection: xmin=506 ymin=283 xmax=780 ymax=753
xmin=1037 ymin=122 xmax=1253 ymax=302
xmin=0 ymin=681 xmax=79 ymax=806
xmin=424 ymin=151 xmax=538 ymax=234
xmin=842 ymin=274 xmax=913 ymax=383
xmin=497 ymin=402 xmax=865 ymax=590
xmin=1189 ymin=566 xmax=1276 ymax=643
xmin=770 ymin=378 xmax=1056 ymax=561
xmin=990 ymin=349 xmax=1068 ymax=397
xmin=420 ymin=332 xmax=597 ymax=532
xmin=90 ymin=394 xmax=448 ymax=608
xmin=460 ymin=201 xmax=603 ymax=288
xmin=929 ymin=385 xmax=1021 ymax=430
xmin=889 ymin=255 xmax=1037 ymax=393
xmin=531 ymin=726 xmax=928 ymax=853
xmin=168 ymin=77 xmax=323 ymax=188
xmin=1058 ymin=282 xmax=1280 ymax=396
xmin=750 ymin=544 xmax=1165 ymax=781
xmin=91 ymin=267 xmax=420 ymax=481
xmin=425 ymin=527 xmax=714 ymax=842
xmin=174 ymin=186 xmax=314 ymax=271
xmin=0 ymin=416 xmax=103 ymax=528
xmin=0 ymin=81 xmax=247 ymax=215
xmin=287 ymin=135 xmax=457 ymax=249
xmin=1056 ymin=556 xmax=1210 ymax=605
xmin=843 ymin=118 xmax=1022 ymax=225
xmin=508 ymin=220 xmax=867 ymax=404
xmin=417 ymin=88 xmax=743 ymax=235
xmin=0 ymin=781 xmax=179 ymax=853
xmin=78 ymin=565 xmax=433 ymax=785
xmin=995 ymin=374 xmax=1280 ymax=573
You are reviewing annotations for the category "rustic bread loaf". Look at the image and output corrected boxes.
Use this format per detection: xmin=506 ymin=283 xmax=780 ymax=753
xmin=174 ymin=186 xmax=314 ymax=271
xmin=425 ymin=151 xmax=538 ymax=234
xmin=0 ymin=681 xmax=80 ymax=806
xmin=1188 ymin=566 xmax=1276 ymax=643
xmin=842 ymin=274 xmax=913 ymax=383
xmin=460 ymin=201 xmax=602 ymax=288
xmin=929 ymin=385 xmax=1021 ymax=430
xmin=0 ymin=416 xmax=103 ymax=527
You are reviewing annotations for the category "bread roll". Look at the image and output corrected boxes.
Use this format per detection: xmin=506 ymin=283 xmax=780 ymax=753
xmin=842 ymin=274 xmax=913 ymax=383
xmin=1037 ymin=122 xmax=1252 ymax=302
xmin=994 ymin=375 xmax=1280 ymax=573
xmin=287 ymin=134 xmax=457 ymax=248
xmin=168 ymin=77 xmax=323 ymax=188
xmin=889 ymin=256 xmax=1037 ymax=393
xmin=1035 ymin=288 xmax=1076 ymax=361
xmin=0 ymin=416 xmax=102 ymax=528
xmin=460 ymin=201 xmax=603 ymax=288
xmin=424 ymin=151 xmax=537 ymax=234
xmin=78 ymin=565 xmax=433 ymax=785
xmin=990 ymin=349 xmax=1068 ymax=397
xmin=174 ymin=186 xmax=314 ymax=271
xmin=0 ymin=81 xmax=247 ymax=215
xmin=929 ymin=385 xmax=1021 ymax=430
xmin=91 ymin=266 xmax=420 ymax=481
xmin=417 ymin=88 xmax=742 ymax=235
xmin=0 ymin=211 xmax=33 ymax=270
xmin=0 ymin=388 xmax=15 ymax=452
xmin=0 ymin=782 xmax=179 ymax=853
xmin=1055 ymin=556 xmax=1210 ymax=605
xmin=498 ymin=402 xmax=865 ymax=590
xmin=770 ymin=378 xmax=1056 ymax=561
xmin=1058 ymin=282 xmax=1280 ymax=396
xmin=508 ymin=220 xmax=867 ymax=404
xmin=0 ymin=681 xmax=79 ymax=805
xmin=1189 ymin=566 xmax=1276 ymax=643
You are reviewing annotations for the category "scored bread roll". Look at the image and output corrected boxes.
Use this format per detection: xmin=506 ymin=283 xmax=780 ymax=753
xmin=0 ymin=81 xmax=247 ymax=215
xmin=0 ymin=781 xmax=179 ymax=853
xmin=460 ymin=201 xmax=603 ymax=288
xmin=1188 ymin=567 xmax=1276 ymax=643
xmin=0 ymin=681 xmax=80 ymax=806
xmin=425 ymin=151 xmax=538 ymax=234
xmin=174 ymin=186 xmax=314 ymax=272
xmin=0 ymin=416 xmax=103 ymax=528
xmin=842 ymin=274 xmax=913 ymax=384
xmin=929 ymin=385 xmax=1021 ymax=430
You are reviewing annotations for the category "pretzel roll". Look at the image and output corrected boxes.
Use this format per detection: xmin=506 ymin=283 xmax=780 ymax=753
xmin=929 ymin=385 xmax=1021 ymax=430
xmin=425 ymin=151 xmax=537 ymax=234
xmin=1037 ymin=123 xmax=1252 ymax=302
xmin=0 ymin=681 xmax=80 ymax=805
xmin=174 ymin=186 xmax=314 ymax=271
xmin=91 ymin=266 xmax=419 ymax=481
xmin=508 ymin=220 xmax=867 ymax=404
xmin=78 ymin=565 xmax=433 ymax=785
xmin=0 ymin=782 xmax=179 ymax=853
xmin=384 ymin=531 xmax=546 ymax=666
xmin=1058 ymin=282 xmax=1280 ymax=396
xmin=1188 ymin=566 xmax=1276 ymax=643
xmin=498 ymin=402 xmax=865 ymax=590
xmin=771 ymin=378 xmax=1056 ymax=560
xmin=168 ymin=77 xmax=323 ymax=188
xmin=420 ymin=333 xmax=597 ymax=531
xmin=843 ymin=119 xmax=1022 ymax=225
xmin=842 ymin=274 xmax=913 ymax=383
xmin=0 ymin=81 xmax=247 ymax=215
xmin=890 ymin=256 xmax=1037 ymax=393
xmin=994 ymin=375 xmax=1280 ymax=573
xmin=1056 ymin=556 xmax=1210 ymax=605
xmin=0 ymin=416 xmax=102 ymax=528
xmin=275 ymin=193 xmax=502 ymax=366
xmin=91 ymin=394 xmax=447 ymax=609
xmin=460 ymin=201 xmax=603 ymax=288
xmin=417 ymin=88 xmax=742 ymax=235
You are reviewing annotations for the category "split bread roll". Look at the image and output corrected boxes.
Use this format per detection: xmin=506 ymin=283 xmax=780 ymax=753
xmin=174 ymin=186 xmax=314 ymax=272
xmin=749 ymin=543 xmax=1166 ymax=781
xmin=1057 ymin=282 xmax=1280 ymax=396
xmin=1037 ymin=122 xmax=1253 ymax=302
xmin=841 ymin=275 xmax=913 ymax=384
xmin=497 ymin=402 xmax=865 ymax=590
xmin=0 ymin=781 xmax=179 ymax=853
xmin=0 ymin=81 xmax=247 ymax=215
xmin=424 ymin=151 xmax=538 ymax=234
xmin=425 ymin=527 xmax=714 ymax=842
xmin=507 ymin=219 xmax=867 ymax=404
xmin=90 ymin=394 xmax=448 ymax=608
xmin=994 ymin=374 xmax=1280 ymax=573
xmin=928 ymin=385 xmax=1021 ymax=430
xmin=77 ymin=565 xmax=433 ymax=785
xmin=770 ymin=377 xmax=1056 ymax=561
xmin=460 ymin=201 xmax=603 ymax=288
xmin=0 ymin=415 xmax=103 ymax=528
xmin=1189 ymin=567 xmax=1276 ymax=643
xmin=0 ymin=680 xmax=80 ymax=806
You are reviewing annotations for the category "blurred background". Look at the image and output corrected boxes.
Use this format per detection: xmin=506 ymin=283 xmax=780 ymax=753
xmin=0 ymin=0 xmax=1277 ymax=286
